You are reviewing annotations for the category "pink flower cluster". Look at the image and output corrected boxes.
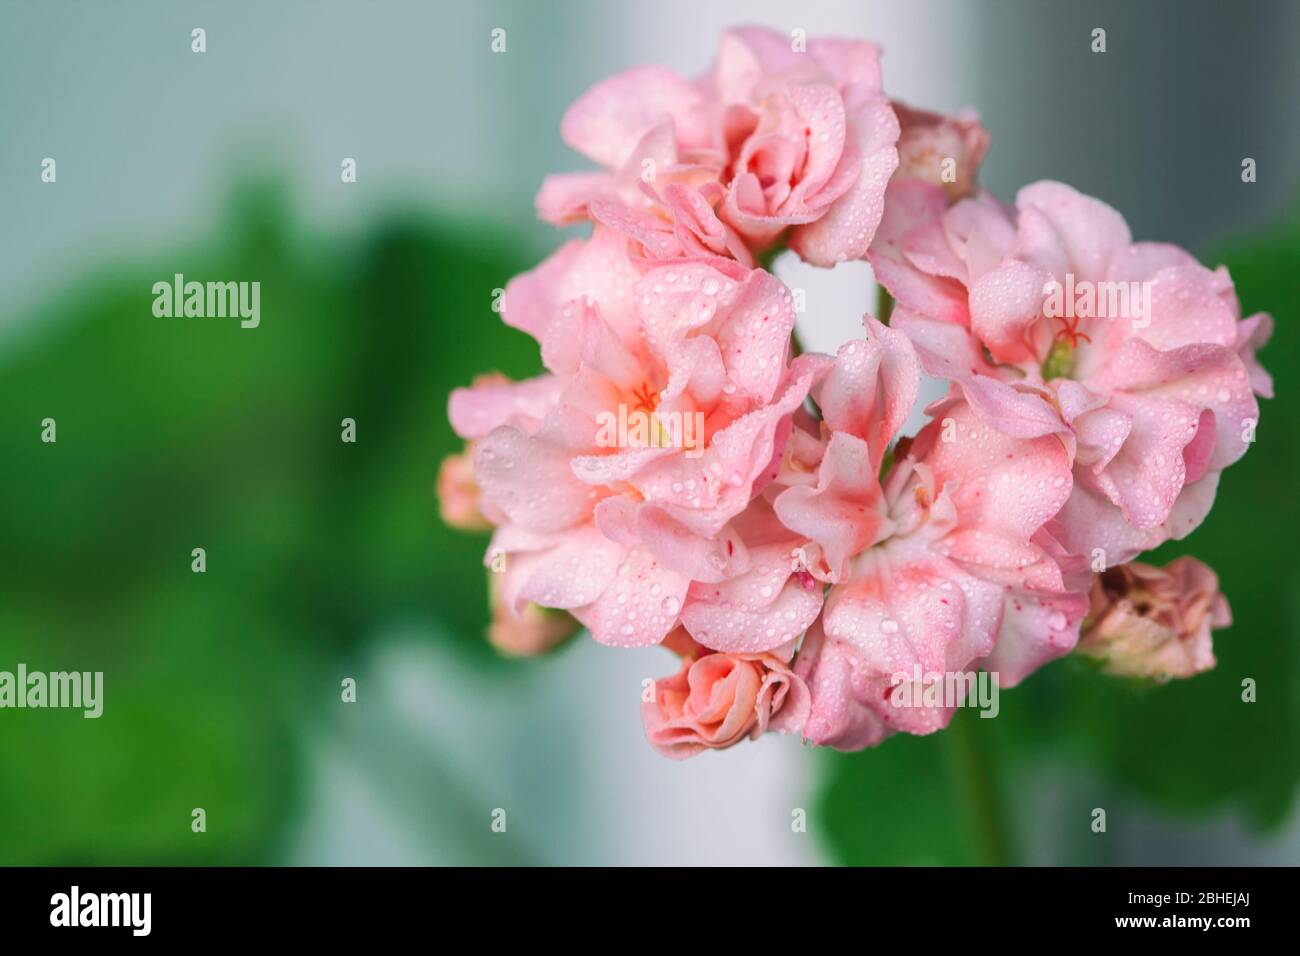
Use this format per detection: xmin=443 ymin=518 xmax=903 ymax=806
xmin=442 ymin=27 xmax=1270 ymax=758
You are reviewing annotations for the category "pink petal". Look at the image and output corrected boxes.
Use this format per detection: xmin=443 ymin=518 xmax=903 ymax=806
xmin=561 ymin=65 xmax=705 ymax=170
xmin=953 ymin=375 xmax=1065 ymax=440
xmin=1082 ymin=263 xmax=1240 ymax=365
xmin=474 ymin=426 xmax=600 ymax=533
xmin=808 ymin=37 xmax=885 ymax=95
xmin=535 ymin=171 xmax=617 ymax=225
xmin=980 ymin=585 xmax=1088 ymax=686
xmin=572 ymin=546 xmax=690 ymax=647
xmin=682 ymin=560 xmax=823 ymax=653
xmin=773 ymin=432 xmax=886 ymax=581
xmin=868 ymin=180 xmax=968 ymax=320
xmin=789 ymin=93 xmax=900 ymax=266
xmin=503 ymin=524 xmax=626 ymax=612
xmin=1050 ymin=473 xmax=1220 ymax=567
xmin=823 ymin=546 xmax=1005 ymax=693
xmin=635 ymin=503 xmax=748 ymax=583
xmin=589 ymin=197 xmax=682 ymax=261
xmin=711 ymin=268 xmax=798 ymax=401
xmin=1014 ymin=180 xmax=1132 ymax=282
xmin=968 ymin=259 xmax=1053 ymax=365
xmin=1089 ymin=338 xmax=1258 ymax=474
xmin=783 ymin=83 xmax=851 ymax=207
xmin=814 ymin=317 xmax=921 ymax=462
xmin=1236 ymin=312 xmax=1274 ymax=399
xmin=912 ymin=399 xmax=1073 ymax=540
xmin=592 ymin=494 xmax=642 ymax=547
xmin=890 ymin=308 xmax=992 ymax=380
xmin=795 ymin=620 xmax=893 ymax=751
xmin=448 ymin=374 xmax=563 ymax=440
xmin=1104 ymin=241 xmax=1201 ymax=284
xmin=632 ymin=360 xmax=816 ymax=536
xmin=502 ymin=239 xmax=584 ymax=341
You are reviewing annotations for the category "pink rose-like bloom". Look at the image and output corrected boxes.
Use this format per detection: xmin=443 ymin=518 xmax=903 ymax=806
xmin=642 ymin=628 xmax=810 ymax=758
xmin=537 ymin=25 xmax=901 ymax=268
xmin=448 ymin=226 xmax=820 ymax=650
xmin=1078 ymin=557 xmax=1230 ymax=680
xmin=893 ymin=101 xmax=990 ymax=202
xmin=869 ymin=179 xmax=1268 ymax=567
xmin=773 ymin=319 xmax=1085 ymax=750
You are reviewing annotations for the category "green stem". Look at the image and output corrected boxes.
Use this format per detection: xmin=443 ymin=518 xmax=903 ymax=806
xmin=757 ymin=242 xmax=786 ymax=275
xmin=943 ymin=708 xmax=1016 ymax=866
xmin=876 ymin=284 xmax=894 ymax=325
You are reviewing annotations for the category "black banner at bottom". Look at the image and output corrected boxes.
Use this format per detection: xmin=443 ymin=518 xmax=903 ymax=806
xmin=0 ymin=866 xmax=1281 ymax=940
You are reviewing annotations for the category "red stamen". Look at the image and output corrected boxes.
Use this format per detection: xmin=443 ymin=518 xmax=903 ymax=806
xmin=1052 ymin=313 xmax=1092 ymax=348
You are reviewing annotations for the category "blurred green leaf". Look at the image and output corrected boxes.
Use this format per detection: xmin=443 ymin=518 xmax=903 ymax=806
xmin=0 ymin=178 xmax=542 ymax=863
xmin=816 ymin=718 xmax=975 ymax=866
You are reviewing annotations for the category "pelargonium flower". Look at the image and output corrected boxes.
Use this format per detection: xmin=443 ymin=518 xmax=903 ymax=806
xmin=642 ymin=628 xmax=810 ymax=758
xmin=893 ymin=101 xmax=990 ymax=202
xmin=448 ymin=226 xmax=820 ymax=648
xmin=771 ymin=319 xmax=1083 ymax=748
xmin=537 ymin=25 xmax=900 ymax=268
xmin=1077 ymin=557 xmax=1230 ymax=681
xmin=441 ymin=26 xmax=1269 ymax=760
xmin=869 ymin=179 xmax=1268 ymax=567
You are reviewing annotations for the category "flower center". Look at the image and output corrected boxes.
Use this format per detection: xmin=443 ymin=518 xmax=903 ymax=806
xmin=628 ymin=381 xmax=658 ymax=416
xmin=1041 ymin=337 xmax=1077 ymax=381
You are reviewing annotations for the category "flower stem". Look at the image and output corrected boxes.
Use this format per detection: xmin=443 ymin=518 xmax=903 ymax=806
xmin=757 ymin=242 xmax=786 ymax=275
xmin=876 ymin=284 xmax=894 ymax=325
xmin=943 ymin=708 xmax=1016 ymax=866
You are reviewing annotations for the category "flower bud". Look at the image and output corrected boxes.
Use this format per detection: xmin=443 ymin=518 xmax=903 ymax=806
xmin=1078 ymin=557 xmax=1231 ymax=681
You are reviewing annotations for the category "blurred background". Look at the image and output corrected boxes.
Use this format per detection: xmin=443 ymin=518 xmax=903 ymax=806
xmin=1 ymin=0 xmax=1298 ymax=865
